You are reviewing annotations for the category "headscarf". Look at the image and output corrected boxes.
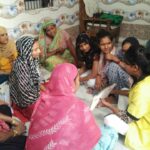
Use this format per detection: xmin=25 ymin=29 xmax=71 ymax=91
xmin=39 ymin=20 xmax=62 ymax=60
xmin=9 ymin=36 xmax=40 ymax=108
xmin=0 ymin=26 xmax=17 ymax=72
xmin=76 ymin=33 xmax=99 ymax=69
xmin=0 ymin=26 xmax=16 ymax=57
xmin=26 ymin=63 xmax=101 ymax=150
xmin=122 ymin=37 xmax=140 ymax=50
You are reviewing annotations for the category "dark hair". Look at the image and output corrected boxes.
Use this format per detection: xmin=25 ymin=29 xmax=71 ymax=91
xmin=96 ymin=29 xmax=113 ymax=44
xmin=76 ymin=32 xmax=91 ymax=50
xmin=75 ymin=32 xmax=100 ymax=69
xmin=43 ymin=24 xmax=56 ymax=34
xmin=122 ymin=37 xmax=140 ymax=50
xmin=125 ymin=46 xmax=150 ymax=79
xmin=145 ymin=40 xmax=150 ymax=59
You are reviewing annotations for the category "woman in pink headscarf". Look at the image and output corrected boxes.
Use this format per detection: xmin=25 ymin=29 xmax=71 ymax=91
xmin=26 ymin=63 xmax=101 ymax=150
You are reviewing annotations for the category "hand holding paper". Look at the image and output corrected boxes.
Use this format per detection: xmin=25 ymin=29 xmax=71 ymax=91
xmin=90 ymin=83 xmax=116 ymax=111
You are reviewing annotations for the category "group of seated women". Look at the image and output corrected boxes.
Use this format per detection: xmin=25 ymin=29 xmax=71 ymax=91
xmin=0 ymin=21 xmax=150 ymax=150
xmin=0 ymin=19 xmax=79 ymax=120
xmin=76 ymin=30 xmax=150 ymax=150
xmin=76 ymin=30 xmax=142 ymax=92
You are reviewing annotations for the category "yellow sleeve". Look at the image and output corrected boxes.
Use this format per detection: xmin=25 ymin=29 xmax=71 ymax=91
xmin=127 ymin=81 xmax=150 ymax=119
xmin=11 ymin=42 xmax=18 ymax=60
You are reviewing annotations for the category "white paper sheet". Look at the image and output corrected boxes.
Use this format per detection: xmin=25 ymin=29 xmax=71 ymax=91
xmin=90 ymin=83 xmax=116 ymax=111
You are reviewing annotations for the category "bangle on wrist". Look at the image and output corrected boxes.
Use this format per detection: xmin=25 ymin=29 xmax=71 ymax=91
xmin=12 ymin=129 xmax=18 ymax=137
xmin=12 ymin=118 xmax=18 ymax=125
xmin=12 ymin=119 xmax=16 ymax=125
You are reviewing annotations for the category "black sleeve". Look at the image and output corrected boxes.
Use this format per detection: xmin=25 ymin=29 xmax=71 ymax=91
xmin=126 ymin=111 xmax=139 ymax=121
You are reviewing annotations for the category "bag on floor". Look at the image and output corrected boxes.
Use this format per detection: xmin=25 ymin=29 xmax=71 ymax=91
xmin=0 ymin=81 xmax=11 ymax=105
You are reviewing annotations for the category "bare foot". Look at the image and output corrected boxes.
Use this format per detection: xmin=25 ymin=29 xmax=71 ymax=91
xmin=98 ymin=98 xmax=114 ymax=108
xmin=105 ymin=95 xmax=117 ymax=104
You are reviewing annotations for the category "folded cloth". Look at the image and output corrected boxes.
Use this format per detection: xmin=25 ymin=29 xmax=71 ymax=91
xmin=99 ymin=13 xmax=123 ymax=26
xmin=83 ymin=0 xmax=99 ymax=17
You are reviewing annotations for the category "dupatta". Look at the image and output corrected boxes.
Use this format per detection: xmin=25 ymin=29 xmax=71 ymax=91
xmin=39 ymin=20 xmax=62 ymax=60
xmin=26 ymin=63 xmax=101 ymax=150
xmin=0 ymin=26 xmax=17 ymax=72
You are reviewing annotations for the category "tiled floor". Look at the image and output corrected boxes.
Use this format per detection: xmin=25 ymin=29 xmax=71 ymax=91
xmin=76 ymin=85 xmax=130 ymax=150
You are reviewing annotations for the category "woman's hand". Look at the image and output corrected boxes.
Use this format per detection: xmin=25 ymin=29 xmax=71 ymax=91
xmin=95 ymin=75 xmax=105 ymax=90
xmin=95 ymin=76 xmax=101 ymax=90
xmin=11 ymin=117 xmax=21 ymax=126
xmin=56 ymin=48 xmax=65 ymax=54
xmin=46 ymin=48 xmax=64 ymax=57
xmin=12 ymin=120 xmax=26 ymax=136
xmin=40 ymin=84 xmax=46 ymax=91
xmin=99 ymin=98 xmax=120 ymax=114
xmin=105 ymin=53 xmax=120 ymax=63
xmin=11 ymin=117 xmax=26 ymax=136
xmin=0 ymin=118 xmax=26 ymax=142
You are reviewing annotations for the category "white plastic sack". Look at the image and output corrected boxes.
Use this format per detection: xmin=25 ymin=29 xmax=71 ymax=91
xmin=39 ymin=66 xmax=51 ymax=83
xmin=104 ymin=114 xmax=129 ymax=135
xmin=0 ymin=81 xmax=11 ymax=105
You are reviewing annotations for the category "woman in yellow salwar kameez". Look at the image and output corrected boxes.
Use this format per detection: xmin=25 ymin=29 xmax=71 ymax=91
xmin=99 ymin=46 xmax=150 ymax=150
xmin=38 ymin=20 xmax=78 ymax=71
xmin=0 ymin=26 xmax=17 ymax=84
xmin=125 ymin=75 xmax=150 ymax=150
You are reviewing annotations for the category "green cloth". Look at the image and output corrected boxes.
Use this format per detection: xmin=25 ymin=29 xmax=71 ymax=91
xmin=99 ymin=13 xmax=123 ymax=26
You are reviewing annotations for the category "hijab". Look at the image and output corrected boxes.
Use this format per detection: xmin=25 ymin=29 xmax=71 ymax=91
xmin=10 ymin=36 xmax=40 ymax=108
xmin=26 ymin=63 xmax=101 ymax=150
